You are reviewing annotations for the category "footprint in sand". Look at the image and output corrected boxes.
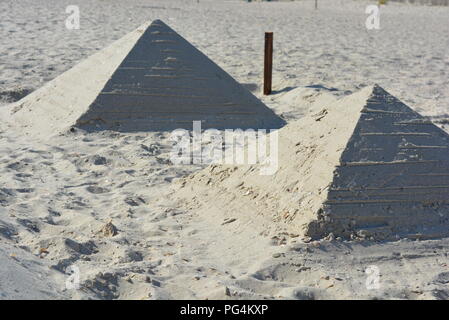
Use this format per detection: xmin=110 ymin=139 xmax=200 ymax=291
xmin=16 ymin=218 xmax=40 ymax=233
xmin=124 ymin=196 xmax=146 ymax=207
xmin=86 ymin=186 xmax=110 ymax=194
xmin=7 ymin=161 xmax=30 ymax=172
xmin=0 ymin=188 xmax=16 ymax=206
xmin=0 ymin=220 xmax=17 ymax=240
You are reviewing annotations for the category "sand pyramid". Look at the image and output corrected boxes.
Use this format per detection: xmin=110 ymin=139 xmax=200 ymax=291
xmin=4 ymin=20 xmax=284 ymax=137
xmin=176 ymin=85 xmax=449 ymax=240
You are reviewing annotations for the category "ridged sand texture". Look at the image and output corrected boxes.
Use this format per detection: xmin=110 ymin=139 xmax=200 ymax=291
xmin=5 ymin=20 xmax=285 ymax=137
xmin=77 ymin=20 xmax=285 ymax=131
xmin=311 ymin=85 xmax=449 ymax=240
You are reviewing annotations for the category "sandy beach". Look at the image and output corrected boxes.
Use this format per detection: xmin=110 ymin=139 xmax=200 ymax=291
xmin=0 ymin=0 xmax=449 ymax=300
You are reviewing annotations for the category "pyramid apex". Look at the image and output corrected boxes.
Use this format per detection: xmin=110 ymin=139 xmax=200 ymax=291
xmin=372 ymin=83 xmax=390 ymax=95
xmin=151 ymin=19 xmax=167 ymax=26
xmin=358 ymin=84 xmax=385 ymax=96
xmin=357 ymin=84 xmax=399 ymax=107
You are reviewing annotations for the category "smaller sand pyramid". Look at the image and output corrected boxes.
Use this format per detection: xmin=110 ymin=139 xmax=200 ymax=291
xmin=4 ymin=20 xmax=284 ymax=137
xmin=175 ymin=85 xmax=449 ymax=240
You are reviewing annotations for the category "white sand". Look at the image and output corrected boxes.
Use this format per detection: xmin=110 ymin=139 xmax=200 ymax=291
xmin=0 ymin=0 xmax=449 ymax=300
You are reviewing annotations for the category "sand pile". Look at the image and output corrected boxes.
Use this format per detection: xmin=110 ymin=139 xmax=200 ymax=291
xmin=175 ymin=85 xmax=449 ymax=241
xmin=1 ymin=20 xmax=284 ymax=138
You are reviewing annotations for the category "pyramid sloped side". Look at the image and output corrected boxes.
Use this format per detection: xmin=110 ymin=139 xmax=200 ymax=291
xmin=173 ymin=89 xmax=369 ymax=238
xmin=316 ymin=86 xmax=449 ymax=240
xmin=2 ymin=23 xmax=148 ymax=138
xmin=76 ymin=20 xmax=285 ymax=131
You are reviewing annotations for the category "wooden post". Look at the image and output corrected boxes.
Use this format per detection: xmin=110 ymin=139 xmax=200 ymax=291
xmin=264 ymin=32 xmax=273 ymax=95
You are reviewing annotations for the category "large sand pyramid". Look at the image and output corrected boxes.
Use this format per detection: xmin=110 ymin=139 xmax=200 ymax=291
xmin=175 ymin=85 xmax=449 ymax=240
xmin=4 ymin=20 xmax=284 ymax=137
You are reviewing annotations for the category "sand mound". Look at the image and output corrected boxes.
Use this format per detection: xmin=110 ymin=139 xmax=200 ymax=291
xmin=0 ymin=22 xmax=146 ymax=138
xmin=2 ymin=20 xmax=284 ymax=138
xmin=175 ymin=85 xmax=449 ymax=240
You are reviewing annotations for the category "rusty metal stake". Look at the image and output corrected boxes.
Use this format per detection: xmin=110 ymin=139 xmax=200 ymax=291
xmin=263 ymin=32 xmax=273 ymax=95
